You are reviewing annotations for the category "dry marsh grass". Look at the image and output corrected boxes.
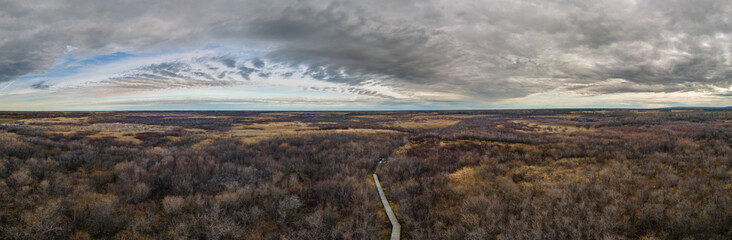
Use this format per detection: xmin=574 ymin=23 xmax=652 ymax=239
xmin=510 ymin=119 xmax=592 ymax=133
xmin=2 ymin=110 xmax=732 ymax=239
xmin=380 ymin=118 xmax=460 ymax=129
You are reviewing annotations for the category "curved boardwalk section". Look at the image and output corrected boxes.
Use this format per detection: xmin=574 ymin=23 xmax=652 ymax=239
xmin=373 ymin=173 xmax=401 ymax=240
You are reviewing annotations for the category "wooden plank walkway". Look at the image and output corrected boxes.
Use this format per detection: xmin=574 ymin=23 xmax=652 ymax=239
xmin=373 ymin=160 xmax=400 ymax=240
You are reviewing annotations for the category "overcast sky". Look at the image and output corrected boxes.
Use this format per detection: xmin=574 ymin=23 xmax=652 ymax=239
xmin=1 ymin=0 xmax=731 ymax=110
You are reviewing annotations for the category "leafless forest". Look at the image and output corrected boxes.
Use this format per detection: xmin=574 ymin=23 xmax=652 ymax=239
xmin=0 ymin=110 xmax=730 ymax=239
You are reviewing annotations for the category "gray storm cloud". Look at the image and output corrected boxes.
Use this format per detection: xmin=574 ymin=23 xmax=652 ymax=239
xmin=1 ymin=0 xmax=731 ymax=100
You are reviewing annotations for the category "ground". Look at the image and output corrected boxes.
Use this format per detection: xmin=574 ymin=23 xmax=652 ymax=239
xmin=1 ymin=110 xmax=731 ymax=239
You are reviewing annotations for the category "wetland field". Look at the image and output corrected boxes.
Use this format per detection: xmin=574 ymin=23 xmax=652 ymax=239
xmin=0 ymin=110 xmax=731 ymax=239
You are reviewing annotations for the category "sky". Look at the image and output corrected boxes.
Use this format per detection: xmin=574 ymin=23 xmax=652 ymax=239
xmin=0 ymin=0 xmax=731 ymax=110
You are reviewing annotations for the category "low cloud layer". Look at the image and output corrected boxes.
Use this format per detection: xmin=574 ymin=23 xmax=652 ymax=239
xmin=1 ymin=0 xmax=731 ymax=108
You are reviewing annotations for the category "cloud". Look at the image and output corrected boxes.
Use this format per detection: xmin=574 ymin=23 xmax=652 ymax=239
xmin=52 ymin=53 xmax=397 ymax=100
xmin=98 ymin=56 xmax=253 ymax=91
xmin=31 ymin=81 xmax=50 ymax=90
xmin=0 ymin=39 xmax=59 ymax=83
xmin=242 ymin=4 xmax=459 ymax=86
xmin=1 ymin=0 xmax=731 ymax=107
xmin=67 ymin=95 xmax=463 ymax=111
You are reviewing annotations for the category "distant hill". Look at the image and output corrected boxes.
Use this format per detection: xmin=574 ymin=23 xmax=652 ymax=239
xmin=657 ymin=106 xmax=732 ymax=110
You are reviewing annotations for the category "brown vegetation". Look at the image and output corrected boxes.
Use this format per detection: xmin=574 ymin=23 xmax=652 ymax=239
xmin=0 ymin=110 xmax=731 ymax=239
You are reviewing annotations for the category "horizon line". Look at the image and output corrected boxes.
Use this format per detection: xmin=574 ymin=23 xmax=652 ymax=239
xmin=1 ymin=106 xmax=730 ymax=113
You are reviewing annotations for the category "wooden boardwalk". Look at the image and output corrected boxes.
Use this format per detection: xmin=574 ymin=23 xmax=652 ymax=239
xmin=373 ymin=160 xmax=400 ymax=240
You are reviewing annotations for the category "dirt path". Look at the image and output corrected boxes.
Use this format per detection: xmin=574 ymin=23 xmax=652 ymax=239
xmin=374 ymin=160 xmax=400 ymax=240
